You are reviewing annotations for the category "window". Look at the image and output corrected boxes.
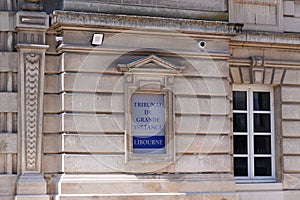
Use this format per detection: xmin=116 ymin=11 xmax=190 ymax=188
xmin=233 ymin=85 xmax=275 ymax=181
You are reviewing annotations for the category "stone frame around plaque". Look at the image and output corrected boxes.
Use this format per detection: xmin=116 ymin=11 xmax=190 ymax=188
xmin=116 ymin=55 xmax=185 ymax=163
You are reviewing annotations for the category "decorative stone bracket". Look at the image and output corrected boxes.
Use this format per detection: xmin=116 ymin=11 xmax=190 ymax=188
xmin=230 ymin=56 xmax=286 ymax=85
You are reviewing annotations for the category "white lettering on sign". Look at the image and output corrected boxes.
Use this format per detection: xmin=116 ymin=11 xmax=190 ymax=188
xmin=132 ymin=94 xmax=165 ymax=154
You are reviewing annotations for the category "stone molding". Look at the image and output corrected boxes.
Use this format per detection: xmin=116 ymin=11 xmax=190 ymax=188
xmin=51 ymin=11 xmax=243 ymax=34
xmin=22 ymin=0 xmax=43 ymax=11
xmin=229 ymin=56 xmax=287 ymax=85
xmin=116 ymin=54 xmax=185 ymax=73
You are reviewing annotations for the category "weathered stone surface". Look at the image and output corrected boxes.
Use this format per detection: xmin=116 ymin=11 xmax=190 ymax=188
xmin=43 ymin=134 xmax=62 ymax=153
xmin=176 ymin=96 xmax=229 ymax=115
xmin=176 ymin=135 xmax=229 ymax=154
xmin=283 ymin=138 xmax=300 ymax=155
xmin=282 ymin=104 xmax=300 ymax=119
xmin=58 ymin=175 xmax=236 ymax=196
xmin=283 ymin=174 xmax=300 ymax=189
xmin=282 ymin=120 xmax=300 ymax=137
xmin=0 ymin=12 xmax=15 ymax=31
xmin=174 ymin=77 xmax=229 ymax=96
xmin=176 ymin=115 xmax=230 ymax=134
xmin=282 ymin=86 xmax=300 ymax=102
xmin=58 ymin=193 xmax=238 ymax=200
xmin=283 ymin=70 xmax=300 ymax=85
xmin=63 ymin=114 xmax=125 ymax=133
xmin=64 ymin=73 xmax=124 ymax=93
xmin=44 ymin=75 xmax=61 ymax=93
xmin=52 ymin=0 xmax=230 ymax=21
xmin=0 ymin=133 xmax=17 ymax=153
xmin=63 ymin=154 xmax=230 ymax=173
xmin=63 ymin=134 xmax=124 ymax=153
xmin=43 ymin=114 xmax=61 ymax=133
xmin=43 ymin=154 xmax=62 ymax=173
xmin=284 ymin=191 xmax=300 ymax=200
xmin=0 ymin=175 xmax=17 ymax=195
xmin=63 ymin=93 xmax=124 ymax=113
xmin=45 ymin=55 xmax=60 ymax=73
xmin=0 ymin=52 xmax=18 ymax=72
xmin=0 ymin=92 xmax=17 ymax=112
xmin=283 ymin=156 xmax=300 ymax=172
xmin=44 ymin=94 xmax=62 ymax=113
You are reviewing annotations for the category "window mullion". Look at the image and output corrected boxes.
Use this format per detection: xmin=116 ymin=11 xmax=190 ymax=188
xmin=248 ymin=88 xmax=254 ymax=179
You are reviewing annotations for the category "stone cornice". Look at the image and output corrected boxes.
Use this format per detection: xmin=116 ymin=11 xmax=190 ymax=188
xmin=231 ymin=31 xmax=300 ymax=49
xmin=230 ymin=57 xmax=300 ymax=69
xmin=51 ymin=11 xmax=243 ymax=35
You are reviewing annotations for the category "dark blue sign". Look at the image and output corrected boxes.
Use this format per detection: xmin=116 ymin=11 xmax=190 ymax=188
xmin=133 ymin=136 xmax=165 ymax=149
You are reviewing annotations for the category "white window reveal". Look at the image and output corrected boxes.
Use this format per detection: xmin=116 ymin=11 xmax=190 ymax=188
xmin=233 ymin=85 xmax=275 ymax=181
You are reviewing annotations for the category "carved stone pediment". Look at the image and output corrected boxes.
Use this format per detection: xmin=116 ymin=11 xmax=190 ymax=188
xmin=116 ymin=54 xmax=185 ymax=74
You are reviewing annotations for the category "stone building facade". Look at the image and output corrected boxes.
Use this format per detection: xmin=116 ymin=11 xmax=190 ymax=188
xmin=1 ymin=0 xmax=300 ymax=199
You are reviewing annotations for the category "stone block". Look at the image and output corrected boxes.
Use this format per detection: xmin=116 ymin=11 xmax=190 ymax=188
xmin=284 ymin=17 xmax=300 ymax=33
xmin=63 ymin=154 xmax=230 ymax=173
xmin=284 ymin=0 xmax=295 ymax=16
xmin=282 ymin=120 xmax=300 ymax=137
xmin=45 ymin=55 xmax=60 ymax=73
xmin=0 ymin=175 xmax=17 ymax=195
xmin=284 ymin=191 xmax=300 ymax=200
xmin=282 ymin=104 xmax=300 ymax=119
xmin=0 ymin=92 xmax=17 ymax=112
xmin=44 ymin=94 xmax=62 ymax=114
xmin=44 ymin=75 xmax=61 ymax=93
xmin=283 ymin=173 xmax=300 ymax=189
xmin=174 ymin=77 xmax=229 ymax=96
xmin=58 ymin=174 xmax=236 ymax=195
xmin=176 ymin=115 xmax=230 ymax=134
xmin=281 ymin=86 xmax=300 ymax=102
xmin=283 ymin=156 xmax=300 ymax=172
xmin=16 ymin=174 xmax=47 ymax=195
xmin=176 ymin=96 xmax=229 ymax=115
xmin=285 ymin=69 xmax=300 ymax=85
xmin=0 ymin=133 xmax=17 ymax=153
xmin=63 ymin=134 xmax=124 ymax=153
xmin=240 ymin=67 xmax=251 ymax=83
xmin=43 ymin=134 xmax=62 ymax=153
xmin=43 ymin=154 xmax=62 ymax=173
xmin=272 ymin=69 xmax=284 ymax=84
xmin=230 ymin=67 xmax=242 ymax=83
xmin=173 ymin=154 xmax=231 ymax=173
xmin=43 ymin=114 xmax=61 ymax=133
xmin=176 ymin=135 xmax=229 ymax=154
xmin=0 ymin=12 xmax=15 ymax=31
xmin=0 ymin=52 xmax=18 ymax=72
xmin=238 ymin=191 xmax=283 ymax=200
xmin=283 ymin=138 xmax=300 ymax=155
xmin=64 ymin=73 xmax=124 ymax=93
xmin=63 ymin=93 xmax=124 ymax=113
xmin=63 ymin=114 xmax=124 ymax=133
xmin=264 ymin=68 xmax=273 ymax=84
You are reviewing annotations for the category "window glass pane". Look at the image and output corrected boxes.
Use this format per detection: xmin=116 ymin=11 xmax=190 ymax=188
xmin=234 ymin=135 xmax=248 ymax=154
xmin=253 ymin=92 xmax=270 ymax=111
xmin=234 ymin=157 xmax=248 ymax=176
xmin=233 ymin=113 xmax=247 ymax=132
xmin=233 ymin=91 xmax=247 ymax=110
xmin=254 ymin=113 xmax=271 ymax=132
xmin=254 ymin=135 xmax=271 ymax=154
xmin=254 ymin=157 xmax=272 ymax=176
